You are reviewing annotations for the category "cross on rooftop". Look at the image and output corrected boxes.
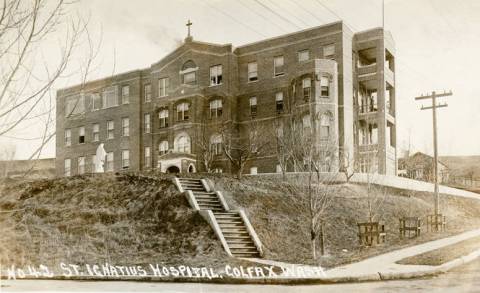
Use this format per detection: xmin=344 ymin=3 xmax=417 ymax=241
xmin=186 ymin=19 xmax=192 ymax=38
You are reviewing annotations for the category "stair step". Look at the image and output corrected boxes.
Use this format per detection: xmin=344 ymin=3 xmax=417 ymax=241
xmin=222 ymin=230 xmax=249 ymax=235
xmin=229 ymin=246 xmax=258 ymax=251
xmin=225 ymin=239 xmax=254 ymax=244
xmin=232 ymin=252 xmax=260 ymax=258
xmin=198 ymin=203 xmax=223 ymax=208
xmin=216 ymin=220 xmax=244 ymax=224
xmin=228 ymin=244 xmax=256 ymax=249
xmin=196 ymin=198 xmax=221 ymax=203
xmin=194 ymin=194 xmax=217 ymax=197
xmin=223 ymin=234 xmax=252 ymax=238
xmin=218 ymin=223 xmax=245 ymax=228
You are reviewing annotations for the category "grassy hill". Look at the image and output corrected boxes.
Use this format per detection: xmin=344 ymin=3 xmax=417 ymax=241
xmin=440 ymin=155 xmax=480 ymax=178
xmin=1 ymin=172 xmax=480 ymax=271
xmin=0 ymin=173 xmax=227 ymax=271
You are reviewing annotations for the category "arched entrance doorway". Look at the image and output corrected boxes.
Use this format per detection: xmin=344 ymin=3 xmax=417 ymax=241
xmin=188 ymin=164 xmax=195 ymax=173
xmin=166 ymin=165 xmax=180 ymax=173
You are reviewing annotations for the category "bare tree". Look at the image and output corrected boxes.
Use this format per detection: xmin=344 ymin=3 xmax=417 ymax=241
xmin=0 ymin=144 xmax=16 ymax=177
xmin=282 ymin=112 xmax=340 ymax=259
xmin=0 ymin=0 xmax=100 ymax=160
xmin=340 ymin=146 xmax=355 ymax=183
xmin=271 ymin=117 xmax=292 ymax=180
xmin=221 ymin=121 xmax=270 ymax=179
xmin=195 ymin=119 xmax=216 ymax=173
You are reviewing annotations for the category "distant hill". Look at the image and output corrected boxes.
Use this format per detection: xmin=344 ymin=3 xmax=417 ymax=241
xmin=439 ymin=156 xmax=480 ymax=178
xmin=0 ymin=158 xmax=55 ymax=179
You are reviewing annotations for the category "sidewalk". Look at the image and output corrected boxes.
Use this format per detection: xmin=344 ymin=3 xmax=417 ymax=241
xmin=324 ymin=227 xmax=480 ymax=281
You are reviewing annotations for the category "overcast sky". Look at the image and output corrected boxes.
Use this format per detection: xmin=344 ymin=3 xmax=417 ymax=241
xmin=2 ymin=0 xmax=480 ymax=159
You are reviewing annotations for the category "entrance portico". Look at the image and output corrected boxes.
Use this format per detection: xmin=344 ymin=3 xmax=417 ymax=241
xmin=157 ymin=152 xmax=196 ymax=173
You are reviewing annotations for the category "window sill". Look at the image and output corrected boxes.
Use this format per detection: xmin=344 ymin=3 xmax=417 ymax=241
xmin=247 ymin=80 xmax=258 ymax=84
xmin=273 ymin=74 xmax=285 ymax=78
xmin=209 ymin=83 xmax=223 ymax=87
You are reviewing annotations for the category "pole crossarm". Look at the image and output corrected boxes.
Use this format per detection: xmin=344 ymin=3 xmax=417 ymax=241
xmin=415 ymin=91 xmax=453 ymax=100
xmin=421 ymin=103 xmax=448 ymax=110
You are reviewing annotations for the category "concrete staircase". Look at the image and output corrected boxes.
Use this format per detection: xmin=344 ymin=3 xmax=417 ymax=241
xmin=174 ymin=177 xmax=262 ymax=258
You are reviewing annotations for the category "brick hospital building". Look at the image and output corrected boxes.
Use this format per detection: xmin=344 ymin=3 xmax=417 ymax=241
xmin=55 ymin=21 xmax=397 ymax=177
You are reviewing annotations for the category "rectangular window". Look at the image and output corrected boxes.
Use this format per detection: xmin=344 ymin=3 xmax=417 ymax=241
xmin=78 ymin=126 xmax=85 ymax=144
xmin=77 ymin=156 xmax=85 ymax=175
xmin=122 ymin=117 xmax=129 ymax=137
xmin=248 ymin=62 xmax=258 ymax=82
xmin=144 ymin=84 xmax=151 ymax=103
xmin=159 ymin=109 xmax=169 ymax=128
xmin=65 ymin=95 xmax=85 ymax=117
xmin=92 ymin=93 xmax=102 ymax=110
xmin=210 ymin=99 xmax=223 ymax=118
xmin=158 ymin=77 xmax=169 ymax=97
xmin=321 ymin=77 xmax=329 ymax=98
xmin=210 ymin=65 xmax=223 ymax=86
xmin=274 ymin=56 xmax=284 ymax=76
xmin=144 ymin=113 xmax=151 ymax=133
xmin=177 ymin=103 xmax=189 ymax=121
xmin=64 ymin=129 xmax=71 ymax=146
xmin=275 ymin=92 xmax=284 ymax=113
xmin=121 ymin=150 xmax=130 ymax=169
xmin=107 ymin=120 xmax=114 ymax=140
xmin=64 ymin=159 xmax=71 ymax=177
xmin=144 ymin=147 xmax=151 ymax=168
xmin=92 ymin=123 xmax=99 ymax=142
xmin=103 ymin=86 xmax=117 ymax=108
xmin=249 ymin=97 xmax=257 ymax=117
xmin=121 ymin=85 xmax=130 ymax=104
xmin=303 ymin=78 xmax=311 ymax=101
xmin=298 ymin=50 xmax=309 ymax=62
xmin=320 ymin=115 xmax=330 ymax=138
xmin=323 ymin=44 xmax=335 ymax=59
xmin=106 ymin=152 xmax=114 ymax=172
xmin=183 ymin=72 xmax=196 ymax=84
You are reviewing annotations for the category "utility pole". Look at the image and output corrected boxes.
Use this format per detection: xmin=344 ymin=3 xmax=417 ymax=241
xmin=415 ymin=90 xmax=452 ymax=231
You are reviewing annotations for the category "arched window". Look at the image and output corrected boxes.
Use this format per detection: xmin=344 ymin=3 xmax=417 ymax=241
xmin=159 ymin=140 xmax=169 ymax=155
xmin=320 ymin=112 xmax=332 ymax=138
xmin=175 ymin=133 xmax=191 ymax=153
xmin=210 ymin=134 xmax=222 ymax=155
xmin=176 ymin=102 xmax=189 ymax=121
xmin=181 ymin=60 xmax=197 ymax=85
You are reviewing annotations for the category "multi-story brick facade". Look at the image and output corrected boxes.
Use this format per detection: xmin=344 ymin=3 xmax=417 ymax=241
xmin=56 ymin=21 xmax=397 ymax=177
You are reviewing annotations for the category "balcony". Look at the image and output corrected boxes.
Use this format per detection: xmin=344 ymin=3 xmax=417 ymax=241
xmin=358 ymin=63 xmax=377 ymax=77
xmin=358 ymin=103 xmax=378 ymax=115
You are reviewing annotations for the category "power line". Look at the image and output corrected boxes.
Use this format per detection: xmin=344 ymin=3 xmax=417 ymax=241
xmin=252 ymin=0 xmax=302 ymax=30
xmin=286 ymin=0 xmax=326 ymax=25
xmin=201 ymin=0 xmax=268 ymax=38
xmin=237 ymin=0 xmax=289 ymax=33
xmin=313 ymin=0 xmax=358 ymax=31
xmin=264 ymin=0 xmax=312 ymax=28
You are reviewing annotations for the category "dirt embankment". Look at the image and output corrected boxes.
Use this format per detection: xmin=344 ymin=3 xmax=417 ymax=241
xmin=0 ymin=173 xmax=227 ymax=270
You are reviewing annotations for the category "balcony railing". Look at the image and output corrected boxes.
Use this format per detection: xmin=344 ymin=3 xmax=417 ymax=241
xmin=358 ymin=63 xmax=377 ymax=76
xmin=359 ymin=103 xmax=378 ymax=114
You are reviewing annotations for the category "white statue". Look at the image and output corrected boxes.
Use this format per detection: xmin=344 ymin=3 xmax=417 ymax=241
xmin=94 ymin=143 xmax=107 ymax=173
